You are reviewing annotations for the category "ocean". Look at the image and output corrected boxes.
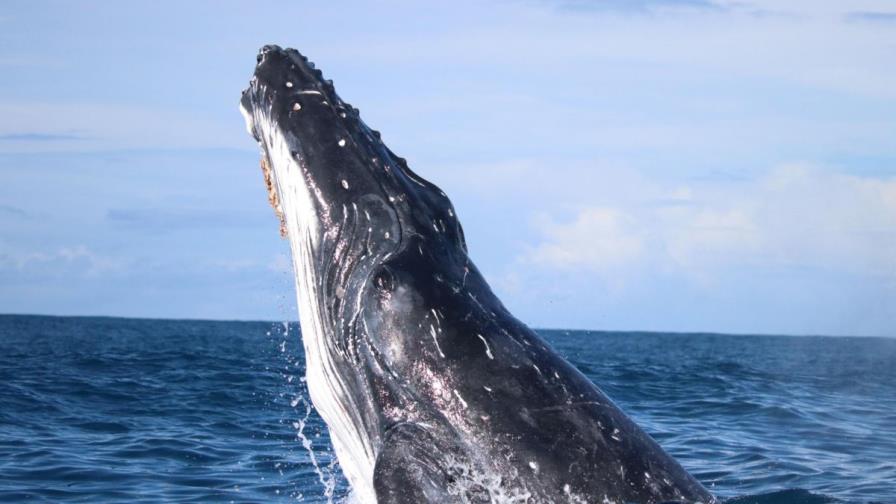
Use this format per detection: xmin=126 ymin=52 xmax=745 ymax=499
xmin=0 ymin=315 xmax=892 ymax=503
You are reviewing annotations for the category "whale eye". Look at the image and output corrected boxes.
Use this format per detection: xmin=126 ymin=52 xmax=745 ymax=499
xmin=372 ymin=266 xmax=395 ymax=293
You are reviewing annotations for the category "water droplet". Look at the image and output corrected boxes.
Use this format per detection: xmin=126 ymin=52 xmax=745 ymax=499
xmin=292 ymin=102 xmax=301 ymax=111
xmin=338 ymin=138 xmax=346 ymax=147
xmin=285 ymin=81 xmax=293 ymax=88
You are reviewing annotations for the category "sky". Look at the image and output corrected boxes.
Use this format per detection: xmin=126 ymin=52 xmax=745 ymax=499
xmin=0 ymin=0 xmax=894 ymax=336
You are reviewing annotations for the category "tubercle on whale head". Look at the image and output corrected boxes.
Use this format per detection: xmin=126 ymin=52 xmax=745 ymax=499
xmin=239 ymin=44 xmax=467 ymax=257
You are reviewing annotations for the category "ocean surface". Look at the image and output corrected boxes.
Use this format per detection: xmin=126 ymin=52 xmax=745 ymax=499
xmin=0 ymin=315 xmax=893 ymax=503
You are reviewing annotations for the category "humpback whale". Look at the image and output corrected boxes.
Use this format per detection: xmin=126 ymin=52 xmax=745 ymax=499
xmin=240 ymin=45 xmax=715 ymax=504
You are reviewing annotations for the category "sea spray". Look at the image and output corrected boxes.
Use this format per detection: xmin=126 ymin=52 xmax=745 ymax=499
xmin=294 ymin=395 xmax=339 ymax=502
xmin=273 ymin=320 xmax=345 ymax=502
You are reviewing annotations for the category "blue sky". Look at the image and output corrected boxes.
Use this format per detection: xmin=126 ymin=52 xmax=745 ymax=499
xmin=1 ymin=1 xmax=894 ymax=336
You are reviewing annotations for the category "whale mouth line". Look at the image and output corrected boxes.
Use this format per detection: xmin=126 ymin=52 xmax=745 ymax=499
xmin=239 ymin=97 xmax=291 ymax=239
xmin=259 ymin=155 xmax=287 ymax=237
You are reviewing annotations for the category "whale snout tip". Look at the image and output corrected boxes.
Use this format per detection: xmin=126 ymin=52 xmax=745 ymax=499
xmin=247 ymin=44 xmax=332 ymax=116
xmin=253 ymin=44 xmax=315 ymax=77
xmin=255 ymin=44 xmax=309 ymax=69
xmin=254 ymin=45 xmax=292 ymax=72
xmin=257 ymin=44 xmax=283 ymax=63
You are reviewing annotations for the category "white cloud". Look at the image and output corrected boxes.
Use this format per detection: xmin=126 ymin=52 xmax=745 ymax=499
xmin=521 ymin=164 xmax=896 ymax=285
xmin=528 ymin=208 xmax=644 ymax=273
xmin=748 ymin=164 xmax=896 ymax=275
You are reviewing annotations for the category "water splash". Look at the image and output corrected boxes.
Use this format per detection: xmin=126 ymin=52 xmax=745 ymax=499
xmin=273 ymin=320 xmax=345 ymax=503
xmin=294 ymin=395 xmax=339 ymax=502
xmin=441 ymin=453 xmax=533 ymax=504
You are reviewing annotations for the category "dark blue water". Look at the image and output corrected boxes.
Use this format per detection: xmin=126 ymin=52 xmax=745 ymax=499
xmin=0 ymin=315 xmax=892 ymax=503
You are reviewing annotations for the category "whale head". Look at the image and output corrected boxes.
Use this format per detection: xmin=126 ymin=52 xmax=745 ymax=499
xmin=240 ymin=45 xmax=466 ymax=253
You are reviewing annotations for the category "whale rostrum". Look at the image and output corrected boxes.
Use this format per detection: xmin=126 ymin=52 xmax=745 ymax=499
xmin=240 ymin=45 xmax=716 ymax=504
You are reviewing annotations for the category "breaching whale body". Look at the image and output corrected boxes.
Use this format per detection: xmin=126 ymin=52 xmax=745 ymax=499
xmin=240 ymin=45 xmax=716 ymax=504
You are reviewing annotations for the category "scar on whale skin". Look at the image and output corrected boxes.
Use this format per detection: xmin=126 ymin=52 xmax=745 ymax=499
xmin=260 ymin=156 xmax=287 ymax=237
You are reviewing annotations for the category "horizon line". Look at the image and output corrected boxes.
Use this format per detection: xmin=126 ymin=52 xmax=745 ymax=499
xmin=0 ymin=312 xmax=890 ymax=340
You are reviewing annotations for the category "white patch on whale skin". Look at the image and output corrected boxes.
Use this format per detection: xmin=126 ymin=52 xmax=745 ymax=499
xmin=477 ymin=333 xmax=494 ymax=360
xmin=430 ymin=324 xmax=446 ymax=358
xmin=243 ymin=102 xmax=377 ymax=504
xmin=453 ymin=389 xmax=468 ymax=409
